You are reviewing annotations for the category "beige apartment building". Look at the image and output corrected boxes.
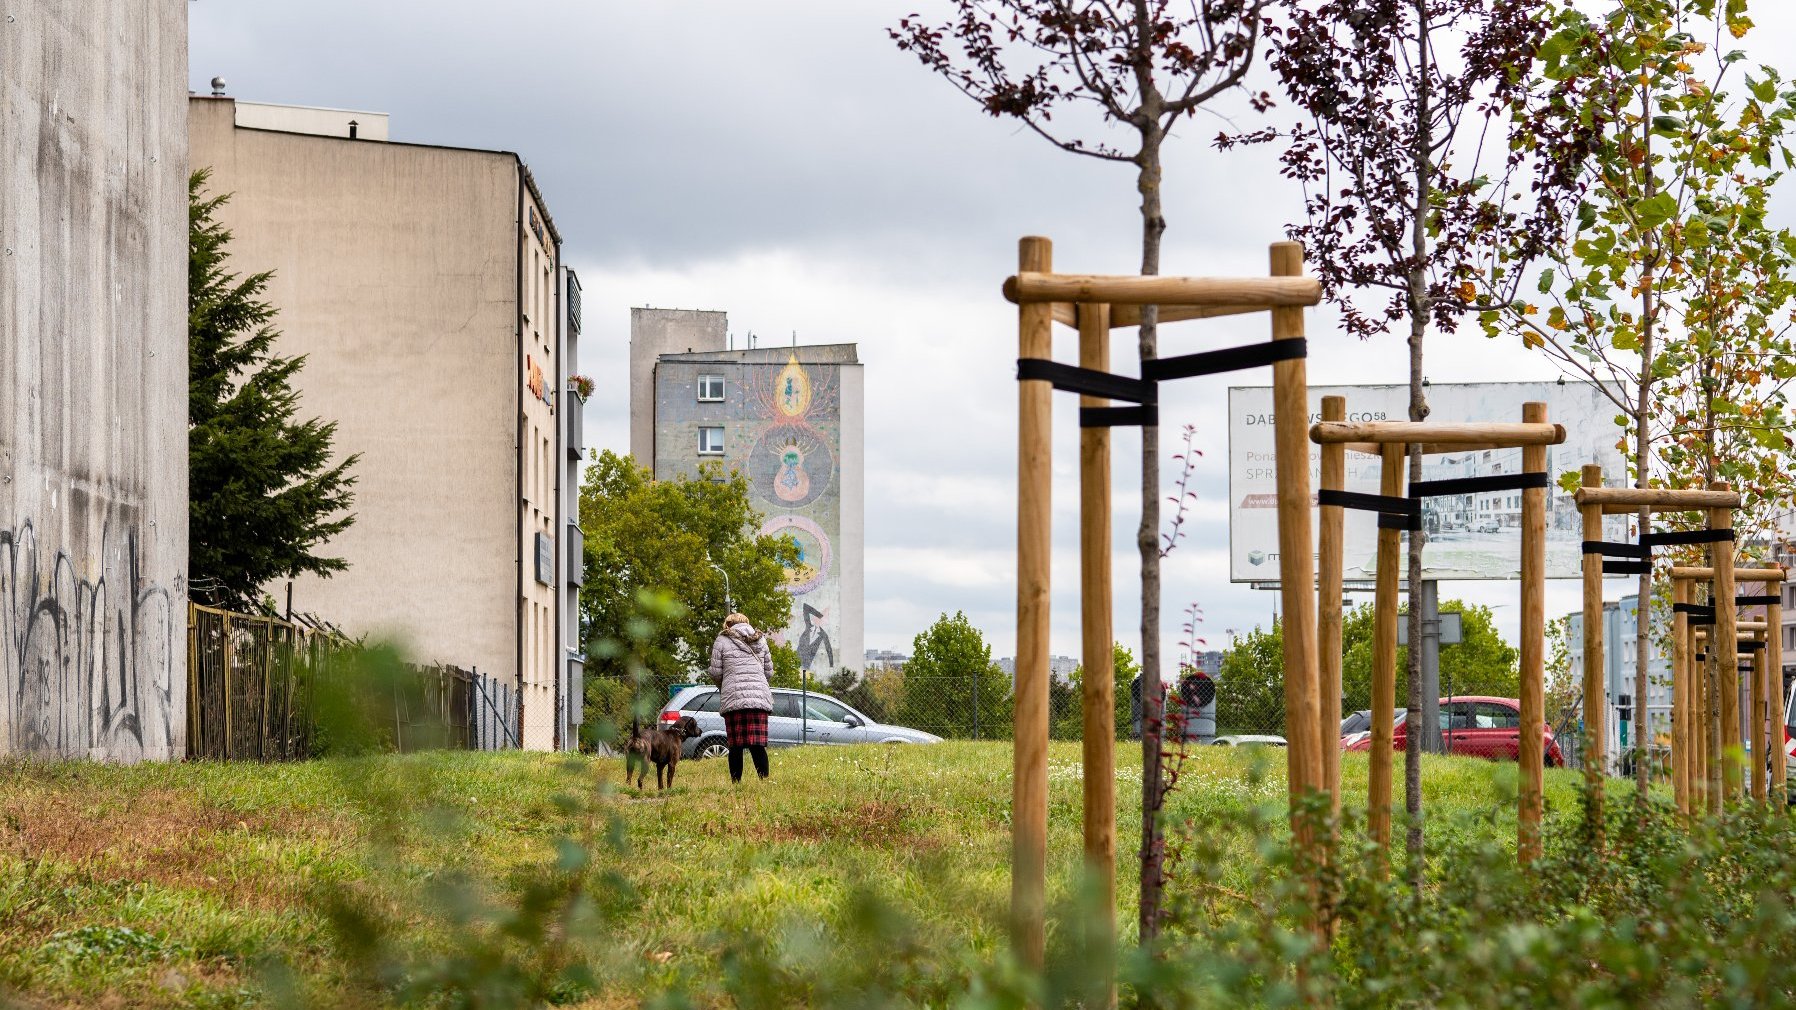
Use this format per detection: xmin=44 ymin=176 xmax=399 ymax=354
xmin=189 ymin=94 xmax=583 ymax=751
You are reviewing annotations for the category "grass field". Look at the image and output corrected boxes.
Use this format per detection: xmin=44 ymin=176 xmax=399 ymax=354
xmin=0 ymin=742 xmax=1638 ymax=1008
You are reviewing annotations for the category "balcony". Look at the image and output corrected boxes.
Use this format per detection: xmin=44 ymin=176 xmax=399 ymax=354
xmin=566 ymin=524 xmax=584 ymax=587
xmin=566 ymin=269 xmax=582 ymax=336
xmin=567 ymin=391 xmax=584 ymax=459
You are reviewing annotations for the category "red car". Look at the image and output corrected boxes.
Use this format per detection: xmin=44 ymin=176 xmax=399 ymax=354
xmin=1342 ymin=696 xmax=1564 ymax=767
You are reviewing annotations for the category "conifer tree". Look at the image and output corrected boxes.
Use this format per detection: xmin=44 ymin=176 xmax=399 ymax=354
xmin=188 ymin=170 xmax=358 ymax=611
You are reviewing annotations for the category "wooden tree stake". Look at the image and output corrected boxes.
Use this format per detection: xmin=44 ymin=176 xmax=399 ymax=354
xmin=1579 ymin=465 xmax=1606 ymax=840
xmin=1518 ymin=403 xmax=1547 ymax=863
xmin=1013 ymin=236 xmax=1052 ymax=967
xmin=1370 ymin=445 xmax=1404 ymax=857
xmin=1078 ymin=300 xmax=1117 ymax=1001
xmin=1318 ymin=396 xmax=1346 ymax=813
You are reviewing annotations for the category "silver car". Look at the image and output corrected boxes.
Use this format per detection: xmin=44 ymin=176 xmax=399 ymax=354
xmin=662 ymin=685 xmax=942 ymax=759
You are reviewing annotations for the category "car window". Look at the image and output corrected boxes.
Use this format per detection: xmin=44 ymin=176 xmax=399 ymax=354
xmin=771 ymin=694 xmax=803 ymax=718
xmin=804 ymin=696 xmax=851 ymax=722
xmin=1443 ymin=702 xmax=1475 ymax=730
xmin=1340 ymin=711 xmax=1370 ymax=735
xmin=685 ymin=691 xmax=722 ymax=713
xmin=1476 ymin=702 xmax=1520 ymax=729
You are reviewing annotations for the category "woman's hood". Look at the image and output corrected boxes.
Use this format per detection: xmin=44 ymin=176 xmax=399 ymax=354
xmin=728 ymin=622 xmax=762 ymax=642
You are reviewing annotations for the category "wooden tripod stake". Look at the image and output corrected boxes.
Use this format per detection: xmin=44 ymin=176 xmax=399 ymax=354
xmin=1006 ymin=237 xmax=1323 ymax=968
xmin=1309 ymin=402 xmax=1557 ymax=864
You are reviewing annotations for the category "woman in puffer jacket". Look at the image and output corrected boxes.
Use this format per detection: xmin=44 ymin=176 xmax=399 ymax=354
xmin=708 ymin=612 xmax=775 ymax=783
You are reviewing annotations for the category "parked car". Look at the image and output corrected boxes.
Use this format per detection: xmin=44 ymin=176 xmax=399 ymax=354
xmin=1340 ymin=708 xmax=1405 ymax=748
xmin=660 ymin=686 xmax=942 ymax=759
xmin=1213 ymin=734 xmax=1286 ymax=747
xmin=1342 ymin=696 xmax=1564 ymax=766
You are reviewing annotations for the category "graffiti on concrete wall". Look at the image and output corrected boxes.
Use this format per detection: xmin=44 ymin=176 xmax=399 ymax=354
xmin=0 ymin=521 xmax=179 ymax=759
xmin=749 ymin=355 xmax=842 ymax=672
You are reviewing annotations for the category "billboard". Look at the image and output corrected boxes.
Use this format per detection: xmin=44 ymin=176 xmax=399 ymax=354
xmin=1227 ymin=381 xmax=1628 ymax=582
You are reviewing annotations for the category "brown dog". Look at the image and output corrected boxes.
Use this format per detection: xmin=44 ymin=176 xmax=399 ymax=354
xmin=624 ymin=716 xmax=701 ymax=790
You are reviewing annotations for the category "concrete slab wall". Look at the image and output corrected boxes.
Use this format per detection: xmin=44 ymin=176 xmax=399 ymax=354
xmin=629 ymin=308 xmax=725 ymax=470
xmin=0 ymin=1 xmax=190 ymax=760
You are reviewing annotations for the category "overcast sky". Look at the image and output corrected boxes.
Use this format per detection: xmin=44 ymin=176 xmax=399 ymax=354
xmin=189 ymin=2 xmax=1796 ymax=664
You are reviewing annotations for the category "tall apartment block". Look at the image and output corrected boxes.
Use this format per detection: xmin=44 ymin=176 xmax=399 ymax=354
xmin=189 ymin=95 xmax=583 ymax=750
xmin=630 ymin=310 xmax=863 ymax=674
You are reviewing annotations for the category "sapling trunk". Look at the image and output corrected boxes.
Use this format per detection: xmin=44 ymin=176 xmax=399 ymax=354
xmin=1403 ymin=0 xmax=1432 ymax=877
xmin=1137 ymin=122 xmax=1168 ymax=942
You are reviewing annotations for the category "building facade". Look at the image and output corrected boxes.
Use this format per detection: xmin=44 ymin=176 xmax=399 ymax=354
xmin=630 ymin=313 xmax=863 ymax=676
xmin=189 ymin=96 xmax=581 ymax=750
xmin=1566 ymin=595 xmax=1674 ymax=772
xmin=2 ymin=0 xmax=189 ymax=761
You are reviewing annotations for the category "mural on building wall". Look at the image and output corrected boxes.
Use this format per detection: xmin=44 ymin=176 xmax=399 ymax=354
xmin=749 ymin=354 xmax=842 ymax=671
xmin=1 ymin=520 xmax=180 ymax=759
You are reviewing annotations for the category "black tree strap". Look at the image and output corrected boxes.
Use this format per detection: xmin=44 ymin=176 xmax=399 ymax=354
xmin=1741 ymin=640 xmax=1767 ymax=652
xmin=1603 ymin=560 xmax=1652 ymax=575
xmin=1690 ymin=614 xmax=1716 ymax=627
xmin=1409 ymin=471 xmax=1550 ymax=498
xmin=1318 ymin=489 xmax=1420 ymax=516
xmin=1584 ymin=540 xmax=1650 ymax=558
xmin=1674 ymin=602 xmax=1716 ymax=618
xmin=1016 ymin=358 xmax=1153 ymax=404
xmin=1080 ymin=405 xmax=1157 ymax=429
xmin=1141 ymin=338 xmax=1308 ymax=382
xmin=1378 ymin=512 xmax=1423 ymax=532
xmin=1640 ymin=529 xmax=1736 ymax=548
xmin=1737 ymin=594 xmax=1781 ymax=607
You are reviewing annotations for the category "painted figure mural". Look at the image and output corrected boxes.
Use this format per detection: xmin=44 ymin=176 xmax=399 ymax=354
xmin=751 ymin=354 xmax=842 ymax=671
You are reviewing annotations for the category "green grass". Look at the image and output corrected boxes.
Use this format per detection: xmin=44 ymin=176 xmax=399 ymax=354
xmin=0 ymin=743 xmax=1642 ymax=1008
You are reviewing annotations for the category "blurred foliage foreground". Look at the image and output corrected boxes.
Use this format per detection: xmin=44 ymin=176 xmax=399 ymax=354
xmin=5 ymin=615 xmax=1796 ymax=1007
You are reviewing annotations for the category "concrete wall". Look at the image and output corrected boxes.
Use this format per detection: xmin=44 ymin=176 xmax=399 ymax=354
xmin=1 ymin=1 xmax=189 ymax=760
xmin=188 ymin=98 xmax=522 ymax=693
xmin=628 ymin=308 xmax=725 ymax=470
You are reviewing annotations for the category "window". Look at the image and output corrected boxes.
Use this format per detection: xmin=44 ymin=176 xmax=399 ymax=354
xmin=698 ymin=426 xmax=724 ymax=455
xmin=804 ymin=697 xmax=852 ymax=723
xmin=687 ymin=691 xmax=723 ymax=713
xmin=698 ymin=374 xmax=725 ymax=401
xmin=1475 ymin=702 xmax=1520 ymax=730
xmin=772 ymin=694 xmax=803 ymax=718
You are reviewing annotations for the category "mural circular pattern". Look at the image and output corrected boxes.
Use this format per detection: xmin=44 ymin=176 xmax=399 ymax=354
xmin=748 ymin=426 xmax=833 ymax=509
xmin=759 ymin=514 xmax=831 ymax=595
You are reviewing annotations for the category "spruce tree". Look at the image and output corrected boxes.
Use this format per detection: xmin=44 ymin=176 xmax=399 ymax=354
xmin=188 ymin=170 xmax=358 ymax=612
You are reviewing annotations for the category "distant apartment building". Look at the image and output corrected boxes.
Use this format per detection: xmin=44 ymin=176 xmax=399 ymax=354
xmin=189 ymin=95 xmax=583 ymax=751
xmin=1000 ymin=655 xmax=1080 ymax=685
xmin=1566 ymin=595 xmax=1674 ymax=772
xmin=864 ymin=649 xmax=908 ymax=671
xmin=630 ymin=310 xmax=863 ymax=675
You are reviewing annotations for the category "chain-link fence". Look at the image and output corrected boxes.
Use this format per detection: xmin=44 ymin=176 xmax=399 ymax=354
xmin=186 ymin=604 xmax=518 ymax=760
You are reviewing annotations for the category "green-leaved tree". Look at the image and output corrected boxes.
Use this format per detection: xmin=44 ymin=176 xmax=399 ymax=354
xmin=577 ymin=450 xmax=798 ymax=691
xmin=188 ymin=170 xmax=358 ymax=612
xmin=899 ymin=612 xmax=1012 ymax=740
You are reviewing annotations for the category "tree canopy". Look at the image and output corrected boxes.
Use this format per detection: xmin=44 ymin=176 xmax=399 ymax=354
xmin=1220 ymin=602 xmax=1520 ymax=735
xmin=899 ymin=612 xmax=1012 ymax=740
xmin=188 ymin=170 xmax=358 ymax=612
xmin=577 ymin=450 xmax=798 ymax=687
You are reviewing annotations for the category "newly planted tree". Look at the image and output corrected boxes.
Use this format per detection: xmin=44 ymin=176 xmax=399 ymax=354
xmin=892 ymin=0 xmax=1269 ymax=938
xmin=1481 ymin=0 xmax=1796 ymax=800
xmin=1240 ymin=0 xmax=1594 ymax=869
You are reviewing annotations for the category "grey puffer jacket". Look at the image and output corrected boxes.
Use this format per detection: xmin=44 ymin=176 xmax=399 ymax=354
xmin=707 ymin=623 xmax=775 ymax=714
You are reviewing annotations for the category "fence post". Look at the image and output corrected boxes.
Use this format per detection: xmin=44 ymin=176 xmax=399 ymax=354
xmin=973 ymin=667 xmax=981 ymax=740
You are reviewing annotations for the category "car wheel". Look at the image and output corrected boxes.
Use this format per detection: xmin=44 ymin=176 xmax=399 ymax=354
xmin=695 ymin=737 xmax=729 ymax=760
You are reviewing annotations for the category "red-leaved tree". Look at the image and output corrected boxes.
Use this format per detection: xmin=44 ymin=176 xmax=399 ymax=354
xmin=891 ymin=0 xmax=1269 ymax=942
xmin=1226 ymin=0 xmax=1600 ymax=872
